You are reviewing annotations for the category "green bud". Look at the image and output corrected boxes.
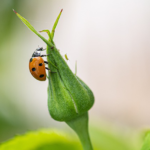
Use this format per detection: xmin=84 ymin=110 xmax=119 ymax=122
xmin=47 ymin=46 xmax=94 ymax=121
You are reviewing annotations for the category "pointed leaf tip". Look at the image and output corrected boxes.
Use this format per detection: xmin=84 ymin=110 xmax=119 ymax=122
xmin=13 ymin=9 xmax=17 ymax=14
xmin=39 ymin=30 xmax=48 ymax=33
xmin=39 ymin=30 xmax=49 ymax=34
xmin=13 ymin=10 xmax=53 ymax=47
xmin=51 ymin=9 xmax=63 ymax=40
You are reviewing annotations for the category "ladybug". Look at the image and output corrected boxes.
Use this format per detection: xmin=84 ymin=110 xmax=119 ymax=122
xmin=29 ymin=47 xmax=51 ymax=81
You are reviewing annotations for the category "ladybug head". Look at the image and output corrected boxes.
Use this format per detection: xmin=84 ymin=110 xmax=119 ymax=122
xmin=32 ymin=50 xmax=41 ymax=57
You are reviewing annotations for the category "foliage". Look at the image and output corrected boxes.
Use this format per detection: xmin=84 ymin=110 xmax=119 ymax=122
xmin=0 ymin=129 xmax=82 ymax=150
xmin=141 ymin=131 xmax=150 ymax=150
xmin=0 ymin=127 xmax=142 ymax=150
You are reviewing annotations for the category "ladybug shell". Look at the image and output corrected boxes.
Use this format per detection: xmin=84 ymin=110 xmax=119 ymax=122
xmin=29 ymin=57 xmax=46 ymax=81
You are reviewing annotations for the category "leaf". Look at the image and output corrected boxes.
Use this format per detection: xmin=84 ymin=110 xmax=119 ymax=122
xmin=141 ymin=131 xmax=150 ymax=150
xmin=0 ymin=129 xmax=82 ymax=150
xmin=51 ymin=9 xmax=63 ymax=40
xmin=39 ymin=30 xmax=52 ymax=42
xmin=13 ymin=9 xmax=53 ymax=48
xmin=90 ymin=125 xmax=141 ymax=150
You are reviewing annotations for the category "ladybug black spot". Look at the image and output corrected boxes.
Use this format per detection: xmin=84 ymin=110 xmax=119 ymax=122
xmin=39 ymin=74 xmax=44 ymax=78
xmin=32 ymin=68 xmax=36 ymax=71
xmin=39 ymin=63 xmax=43 ymax=66
xmin=30 ymin=58 xmax=33 ymax=62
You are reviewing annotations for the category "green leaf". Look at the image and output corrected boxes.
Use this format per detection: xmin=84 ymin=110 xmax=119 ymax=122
xmin=13 ymin=9 xmax=53 ymax=48
xmin=90 ymin=126 xmax=141 ymax=150
xmin=39 ymin=30 xmax=52 ymax=42
xmin=51 ymin=9 xmax=63 ymax=40
xmin=0 ymin=127 xmax=141 ymax=150
xmin=141 ymin=131 xmax=150 ymax=150
xmin=0 ymin=129 xmax=82 ymax=150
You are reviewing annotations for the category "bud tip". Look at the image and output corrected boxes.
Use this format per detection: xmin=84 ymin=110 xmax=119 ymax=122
xmin=13 ymin=9 xmax=17 ymax=14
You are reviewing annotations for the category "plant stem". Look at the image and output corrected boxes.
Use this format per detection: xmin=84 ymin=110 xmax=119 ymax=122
xmin=66 ymin=112 xmax=93 ymax=150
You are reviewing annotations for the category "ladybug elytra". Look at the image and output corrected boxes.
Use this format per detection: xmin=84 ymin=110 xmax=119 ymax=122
xmin=29 ymin=47 xmax=51 ymax=81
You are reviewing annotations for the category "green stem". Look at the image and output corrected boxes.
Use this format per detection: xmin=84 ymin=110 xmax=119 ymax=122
xmin=66 ymin=112 xmax=93 ymax=150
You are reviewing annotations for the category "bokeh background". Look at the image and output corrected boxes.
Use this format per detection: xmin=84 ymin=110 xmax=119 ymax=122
xmin=0 ymin=0 xmax=150 ymax=146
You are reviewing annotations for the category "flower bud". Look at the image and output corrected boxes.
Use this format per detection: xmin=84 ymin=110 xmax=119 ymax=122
xmin=47 ymin=47 xmax=94 ymax=121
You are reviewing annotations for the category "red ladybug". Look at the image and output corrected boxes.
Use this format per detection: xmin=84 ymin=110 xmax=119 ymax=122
xmin=29 ymin=47 xmax=50 ymax=81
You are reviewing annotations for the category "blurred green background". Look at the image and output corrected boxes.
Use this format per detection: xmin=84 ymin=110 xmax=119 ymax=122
xmin=0 ymin=0 xmax=150 ymax=149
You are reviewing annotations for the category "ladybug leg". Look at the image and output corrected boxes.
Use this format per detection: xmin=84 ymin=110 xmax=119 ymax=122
xmin=44 ymin=61 xmax=48 ymax=64
xmin=45 ymin=67 xmax=56 ymax=73
xmin=45 ymin=60 xmax=58 ymax=69
xmin=40 ymin=54 xmax=51 ymax=57
xmin=45 ymin=67 xmax=50 ymax=70
xmin=44 ymin=61 xmax=58 ymax=69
